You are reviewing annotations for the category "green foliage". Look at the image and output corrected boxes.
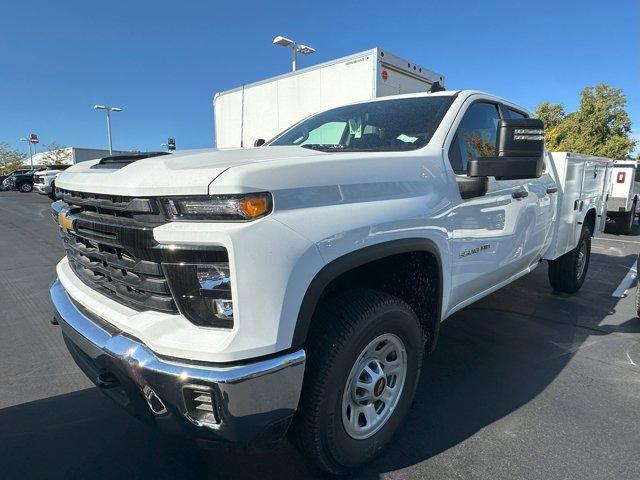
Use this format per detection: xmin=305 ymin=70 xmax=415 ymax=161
xmin=0 ymin=161 xmax=24 ymax=175
xmin=534 ymin=101 xmax=566 ymax=130
xmin=40 ymin=142 xmax=70 ymax=165
xmin=0 ymin=141 xmax=27 ymax=171
xmin=535 ymin=84 xmax=636 ymax=159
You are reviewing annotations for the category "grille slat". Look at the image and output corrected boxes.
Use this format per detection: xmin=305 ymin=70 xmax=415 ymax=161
xmin=58 ymin=189 xmax=156 ymax=213
xmin=56 ymin=188 xmax=177 ymax=314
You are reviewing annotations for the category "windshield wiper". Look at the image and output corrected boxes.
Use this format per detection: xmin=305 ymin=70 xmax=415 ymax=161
xmin=300 ymin=144 xmax=346 ymax=152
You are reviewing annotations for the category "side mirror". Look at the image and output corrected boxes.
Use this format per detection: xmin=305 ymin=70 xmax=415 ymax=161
xmin=468 ymin=118 xmax=544 ymax=180
xmin=254 ymin=138 xmax=266 ymax=147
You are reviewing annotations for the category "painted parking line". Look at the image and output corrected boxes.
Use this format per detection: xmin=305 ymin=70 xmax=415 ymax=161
xmin=611 ymin=256 xmax=639 ymax=298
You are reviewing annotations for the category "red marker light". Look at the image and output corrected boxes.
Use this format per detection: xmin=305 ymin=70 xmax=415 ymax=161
xmin=381 ymin=69 xmax=388 ymax=81
xmin=617 ymin=171 xmax=626 ymax=183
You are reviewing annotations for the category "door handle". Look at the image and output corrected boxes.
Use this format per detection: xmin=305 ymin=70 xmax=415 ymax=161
xmin=546 ymin=186 xmax=558 ymax=194
xmin=512 ymin=189 xmax=529 ymax=199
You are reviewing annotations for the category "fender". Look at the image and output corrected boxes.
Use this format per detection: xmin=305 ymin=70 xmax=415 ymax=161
xmin=291 ymin=238 xmax=444 ymax=350
xmin=576 ymin=207 xmax=597 ymax=242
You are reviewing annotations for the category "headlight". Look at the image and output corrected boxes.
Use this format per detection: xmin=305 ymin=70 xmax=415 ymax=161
xmin=163 ymin=262 xmax=234 ymax=328
xmin=163 ymin=193 xmax=272 ymax=221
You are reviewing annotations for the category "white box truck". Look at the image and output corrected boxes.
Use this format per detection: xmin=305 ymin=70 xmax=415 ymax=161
xmin=213 ymin=48 xmax=444 ymax=148
xmin=606 ymin=160 xmax=640 ymax=233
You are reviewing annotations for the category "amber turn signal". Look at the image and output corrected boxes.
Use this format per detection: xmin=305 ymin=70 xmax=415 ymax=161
xmin=239 ymin=194 xmax=271 ymax=219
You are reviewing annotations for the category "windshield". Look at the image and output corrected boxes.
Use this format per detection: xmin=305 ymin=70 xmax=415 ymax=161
xmin=270 ymin=96 xmax=455 ymax=152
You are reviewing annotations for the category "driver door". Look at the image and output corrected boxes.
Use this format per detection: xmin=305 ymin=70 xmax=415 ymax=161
xmin=446 ymin=100 xmax=541 ymax=310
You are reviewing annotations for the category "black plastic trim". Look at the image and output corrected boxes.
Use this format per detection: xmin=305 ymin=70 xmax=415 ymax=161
xmin=291 ymin=238 xmax=443 ymax=350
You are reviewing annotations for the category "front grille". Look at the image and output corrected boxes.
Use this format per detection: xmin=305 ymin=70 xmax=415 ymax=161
xmin=56 ymin=188 xmax=177 ymax=313
xmin=35 ymin=176 xmax=45 ymax=184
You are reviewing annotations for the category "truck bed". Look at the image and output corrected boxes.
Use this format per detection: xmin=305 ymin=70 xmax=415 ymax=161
xmin=542 ymin=152 xmax=613 ymax=261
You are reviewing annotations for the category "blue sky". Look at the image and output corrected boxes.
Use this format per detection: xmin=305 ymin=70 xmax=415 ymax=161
xmin=2 ymin=0 xmax=638 ymax=154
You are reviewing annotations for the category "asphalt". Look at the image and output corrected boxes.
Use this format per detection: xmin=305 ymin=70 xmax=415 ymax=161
xmin=1 ymin=190 xmax=639 ymax=480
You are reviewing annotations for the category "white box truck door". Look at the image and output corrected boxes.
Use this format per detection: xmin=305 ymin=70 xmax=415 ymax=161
xmin=609 ymin=165 xmax=634 ymax=212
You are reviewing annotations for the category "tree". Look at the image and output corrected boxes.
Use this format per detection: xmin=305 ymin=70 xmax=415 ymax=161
xmin=535 ymin=84 xmax=636 ymax=159
xmin=534 ymin=101 xmax=566 ymax=130
xmin=40 ymin=142 xmax=71 ymax=165
xmin=0 ymin=141 xmax=26 ymax=172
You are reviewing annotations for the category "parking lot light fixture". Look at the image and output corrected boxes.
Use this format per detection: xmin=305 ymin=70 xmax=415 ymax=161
xmin=93 ymin=105 xmax=123 ymax=155
xmin=272 ymin=35 xmax=316 ymax=72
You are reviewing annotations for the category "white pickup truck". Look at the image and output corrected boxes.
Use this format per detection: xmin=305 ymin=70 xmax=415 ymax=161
xmin=34 ymin=166 xmax=70 ymax=199
xmin=49 ymin=90 xmax=611 ymax=474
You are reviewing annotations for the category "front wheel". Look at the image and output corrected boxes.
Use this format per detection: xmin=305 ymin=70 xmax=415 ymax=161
xmin=48 ymin=182 xmax=56 ymax=200
xmin=290 ymin=289 xmax=424 ymax=475
xmin=18 ymin=182 xmax=33 ymax=193
xmin=548 ymin=226 xmax=591 ymax=293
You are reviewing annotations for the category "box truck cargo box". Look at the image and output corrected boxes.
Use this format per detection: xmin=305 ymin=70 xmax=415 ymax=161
xmin=213 ymin=48 xmax=444 ymax=148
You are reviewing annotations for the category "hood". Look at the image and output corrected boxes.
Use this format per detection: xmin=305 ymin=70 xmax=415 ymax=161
xmin=55 ymin=146 xmax=324 ymax=196
xmin=36 ymin=169 xmax=64 ymax=176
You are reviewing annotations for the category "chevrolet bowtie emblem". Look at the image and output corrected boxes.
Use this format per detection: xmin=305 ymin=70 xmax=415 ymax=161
xmin=58 ymin=211 xmax=74 ymax=232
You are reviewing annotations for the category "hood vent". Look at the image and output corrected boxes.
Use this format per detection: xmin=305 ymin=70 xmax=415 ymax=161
xmin=91 ymin=152 xmax=171 ymax=170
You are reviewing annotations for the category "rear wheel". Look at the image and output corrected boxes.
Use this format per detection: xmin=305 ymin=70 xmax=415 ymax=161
xmin=548 ymin=226 xmax=591 ymax=293
xmin=290 ymin=289 xmax=424 ymax=475
xmin=618 ymin=201 xmax=636 ymax=234
xmin=18 ymin=182 xmax=33 ymax=193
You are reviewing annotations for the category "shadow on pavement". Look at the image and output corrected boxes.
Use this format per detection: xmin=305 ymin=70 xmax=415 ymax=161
xmin=0 ymin=253 xmax=636 ymax=479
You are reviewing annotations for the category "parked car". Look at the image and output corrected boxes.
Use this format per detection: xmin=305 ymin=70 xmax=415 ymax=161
xmin=2 ymin=169 xmax=40 ymax=192
xmin=606 ymin=160 xmax=640 ymax=233
xmin=34 ymin=165 xmax=70 ymax=199
xmin=49 ymin=90 xmax=613 ymax=474
xmin=0 ymin=168 xmax=33 ymax=190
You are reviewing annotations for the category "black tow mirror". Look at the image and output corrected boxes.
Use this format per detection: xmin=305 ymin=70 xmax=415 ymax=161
xmin=468 ymin=118 xmax=544 ymax=180
xmin=254 ymin=138 xmax=266 ymax=147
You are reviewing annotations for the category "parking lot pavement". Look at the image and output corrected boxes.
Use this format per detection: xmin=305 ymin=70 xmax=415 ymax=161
xmin=1 ymin=191 xmax=639 ymax=480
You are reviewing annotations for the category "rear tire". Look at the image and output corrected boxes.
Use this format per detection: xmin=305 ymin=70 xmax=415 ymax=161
xmin=618 ymin=199 xmax=636 ymax=234
xmin=548 ymin=226 xmax=591 ymax=293
xmin=18 ymin=182 xmax=33 ymax=193
xmin=290 ymin=289 xmax=424 ymax=475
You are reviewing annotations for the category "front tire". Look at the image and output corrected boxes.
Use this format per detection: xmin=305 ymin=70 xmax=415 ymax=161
xmin=290 ymin=289 xmax=424 ymax=475
xmin=18 ymin=182 xmax=33 ymax=193
xmin=48 ymin=181 xmax=56 ymax=200
xmin=548 ymin=226 xmax=591 ymax=293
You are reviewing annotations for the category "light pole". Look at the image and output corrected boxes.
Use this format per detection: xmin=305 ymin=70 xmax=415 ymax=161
xmin=93 ymin=105 xmax=123 ymax=155
xmin=272 ymin=36 xmax=316 ymax=71
xmin=19 ymin=138 xmax=33 ymax=168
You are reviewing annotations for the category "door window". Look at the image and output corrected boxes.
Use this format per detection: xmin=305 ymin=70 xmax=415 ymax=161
xmin=448 ymin=102 xmax=501 ymax=174
xmin=507 ymin=108 xmax=528 ymax=119
xmin=296 ymin=121 xmax=347 ymax=146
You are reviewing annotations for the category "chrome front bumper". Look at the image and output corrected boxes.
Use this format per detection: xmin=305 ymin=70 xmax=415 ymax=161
xmin=50 ymin=279 xmax=306 ymax=443
xmin=34 ymin=184 xmax=52 ymax=195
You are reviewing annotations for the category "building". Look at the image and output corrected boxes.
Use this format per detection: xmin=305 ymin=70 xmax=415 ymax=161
xmin=21 ymin=147 xmax=134 ymax=167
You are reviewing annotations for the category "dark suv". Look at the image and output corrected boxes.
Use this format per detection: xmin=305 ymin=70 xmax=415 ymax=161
xmin=0 ymin=169 xmax=32 ymax=189
xmin=1 ymin=168 xmax=45 ymax=193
